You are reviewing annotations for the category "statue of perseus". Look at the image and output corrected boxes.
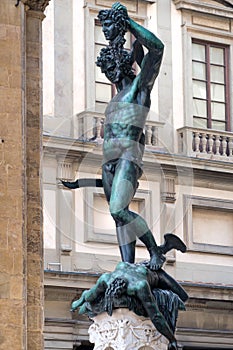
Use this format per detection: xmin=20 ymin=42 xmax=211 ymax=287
xmin=63 ymin=3 xmax=188 ymax=349
xmin=63 ymin=2 xmax=166 ymax=269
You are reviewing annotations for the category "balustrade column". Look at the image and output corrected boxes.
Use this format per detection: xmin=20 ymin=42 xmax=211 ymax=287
xmin=145 ymin=125 xmax=153 ymax=145
xmin=228 ymin=137 xmax=233 ymax=157
xmin=215 ymin=135 xmax=221 ymax=155
xmin=194 ymin=132 xmax=200 ymax=153
xmin=208 ymin=134 xmax=214 ymax=154
xmin=95 ymin=117 xmax=104 ymax=140
xmin=201 ymin=133 xmax=207 ymax=153
xmin=151 ymin=126 xmax=158 ymax=146
xmin=222 ymin=136 xmax=227 ymax=156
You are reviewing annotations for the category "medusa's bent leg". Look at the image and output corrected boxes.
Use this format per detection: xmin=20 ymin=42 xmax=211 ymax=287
xmin=157 ymin=269 xmax=188 ymax=302
xmin=134 ymin=280 xmax=177 ymax=347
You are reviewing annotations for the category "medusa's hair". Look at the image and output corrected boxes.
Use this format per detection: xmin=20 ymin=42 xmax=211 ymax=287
xmin=97 ymin=7 xmax=129 ymax=38
xmin=96 ymin=46 xmax=135 ymax=81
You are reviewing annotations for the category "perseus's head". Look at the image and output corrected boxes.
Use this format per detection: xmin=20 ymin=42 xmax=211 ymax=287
xmin=98 ymin=6 xmax=129 ymax=41
xmin=96 ymin=46 xmax=135 ymax=84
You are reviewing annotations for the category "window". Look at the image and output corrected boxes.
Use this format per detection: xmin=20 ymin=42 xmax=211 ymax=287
xmin=192 ymin=40 xmax=230 ymax=131
xmin=95 ymin=20 xmax=113 ymax=105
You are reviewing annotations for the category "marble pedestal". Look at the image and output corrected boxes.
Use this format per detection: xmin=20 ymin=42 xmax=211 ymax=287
xmin=88 ymin=308 xmax=169 ymax=350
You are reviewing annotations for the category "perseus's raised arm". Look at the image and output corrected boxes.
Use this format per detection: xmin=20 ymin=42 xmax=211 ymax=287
xmin=113 ymin=2 xmax=164 ymax=92
xmin=129 ymin=18 xmax=164 ymax=52
xmin=129 ymin=19 xmax=164 ymax=93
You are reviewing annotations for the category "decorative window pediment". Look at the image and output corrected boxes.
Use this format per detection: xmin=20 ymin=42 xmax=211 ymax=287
xmin=173 ymin=0 xmax=233 ymax=16
xmin=215 ymin=0 xmax=233 ymax=7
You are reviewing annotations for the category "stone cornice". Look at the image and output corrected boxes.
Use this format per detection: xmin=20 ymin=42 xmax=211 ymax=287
xmin=44 ymin=270 xmax=100 ymax=290
xmin=173 ymin=0 xmax=233 ymax=16
xmin=43 ymin=134 xmax=233 ymax=176
xmin=21 ymin=0 xmax=50 ymax=12
xmin=44 ymin=271 xmax=233 ymax=302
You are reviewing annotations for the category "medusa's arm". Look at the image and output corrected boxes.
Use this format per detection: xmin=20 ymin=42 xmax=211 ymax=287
xmin=71 ymin=273 xmax=110 ymax=312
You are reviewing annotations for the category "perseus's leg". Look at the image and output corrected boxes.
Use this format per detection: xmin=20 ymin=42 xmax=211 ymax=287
xmin=108 ymin=159 xmax=165 ymax=270
xmin=116 ymin=222 xmax=136 ymax=263
xmin=102 ymin=161 xmax=137 ymax=263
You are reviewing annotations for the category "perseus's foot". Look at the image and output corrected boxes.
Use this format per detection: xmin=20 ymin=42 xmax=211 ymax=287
xmin=149 ymin=249 xmax=166 ymax=270
xmin=168 ymin=341 xmax=178 ymax=350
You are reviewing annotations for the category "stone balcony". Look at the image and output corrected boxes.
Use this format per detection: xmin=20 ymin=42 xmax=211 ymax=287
xmin=178 ymin=126 xmax=233 ymax=162
xmin=74 ymin=111 xmax=165 ymax=148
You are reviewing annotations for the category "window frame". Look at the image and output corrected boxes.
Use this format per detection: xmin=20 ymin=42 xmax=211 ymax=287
xmin=183 ymin=194 xmax=233 ymax=255
xmin=192 ymin=39 xmax=230 ymax=131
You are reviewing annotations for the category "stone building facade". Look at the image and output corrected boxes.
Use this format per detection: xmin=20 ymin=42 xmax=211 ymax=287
xmin=42 ymin=0 xmax=233 ymax=349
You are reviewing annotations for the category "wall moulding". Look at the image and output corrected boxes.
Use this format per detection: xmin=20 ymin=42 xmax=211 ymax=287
xmin=192 ymin=13 xmax=231 ymax=30
xmin=96 ymin=0 xmax=137 ymax=12
xmin=183 ymin=195 xmax=233 ymax=255
xmin=84 ymin=188 xmax=152 ymax=245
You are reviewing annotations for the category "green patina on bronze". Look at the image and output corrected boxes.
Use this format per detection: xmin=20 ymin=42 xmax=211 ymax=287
xmin=97 ymin=4 xmax=164 ymax=271
xmin=63 ymin=2 xmax=165 ymax=270
xmin=71 ymin=261 xmax=187 ymax=350
xmin=64 ymin=4 xmax=188 ymax=348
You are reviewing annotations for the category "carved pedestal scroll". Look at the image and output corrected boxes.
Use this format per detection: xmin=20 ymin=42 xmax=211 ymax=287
xmin=89 ymin=309 xmax=169 ymax=350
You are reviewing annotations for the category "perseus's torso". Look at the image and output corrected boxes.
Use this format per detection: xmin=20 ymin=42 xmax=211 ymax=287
xmin=103 ymin=87 xmax=150 ymax=165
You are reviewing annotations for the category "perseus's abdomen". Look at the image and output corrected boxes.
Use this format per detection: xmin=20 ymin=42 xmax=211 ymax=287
xmin=102 ymin=134 xmax=144 ymax=167
xmin=105 ymin=102 xmax=148 ymax=130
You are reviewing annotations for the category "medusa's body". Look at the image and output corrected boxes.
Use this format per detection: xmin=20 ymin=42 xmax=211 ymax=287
xmin=72 ymin=262 xmax=186 ymax=350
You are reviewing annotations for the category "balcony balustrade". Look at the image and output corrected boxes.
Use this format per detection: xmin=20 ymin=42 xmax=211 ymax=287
xmin=74 ymin=111 xmax=164 ymax=148
xmin=178 ymin=126 xmax=233 ymax=161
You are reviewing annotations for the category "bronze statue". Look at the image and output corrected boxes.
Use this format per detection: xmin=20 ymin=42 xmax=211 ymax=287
xmin=65 ymin=4 xmax=188 ymax=349
xmin=63 ymin=2 xmax=166 ymax=270
xmin=71 ymin=261 xmax=188 ymax=350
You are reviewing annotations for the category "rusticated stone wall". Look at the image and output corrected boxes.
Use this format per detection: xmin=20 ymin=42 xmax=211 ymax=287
xmin=0 ymin=2 xmax=27 ymax=348
xmin=0 ymin=0 xmax=49 ymax=349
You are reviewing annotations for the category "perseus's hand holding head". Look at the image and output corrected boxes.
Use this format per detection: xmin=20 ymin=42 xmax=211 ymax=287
xmin=98 ymin=2 xmax=130 ymax=42
xmin=112 ymin=2 xmax=129 ymax=20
